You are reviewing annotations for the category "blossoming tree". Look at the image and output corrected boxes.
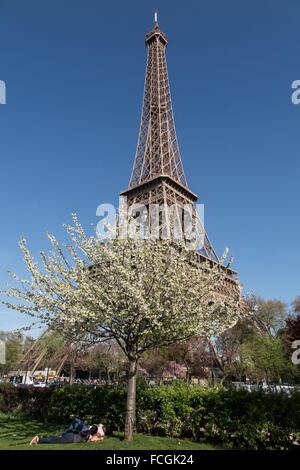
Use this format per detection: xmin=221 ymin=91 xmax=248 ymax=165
xmin=3 ymin=215 xmax=244 ymax=441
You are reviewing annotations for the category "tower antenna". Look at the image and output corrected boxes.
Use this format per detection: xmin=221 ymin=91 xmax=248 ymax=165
xmin=154 ymin=10 xmax=158 ymax=24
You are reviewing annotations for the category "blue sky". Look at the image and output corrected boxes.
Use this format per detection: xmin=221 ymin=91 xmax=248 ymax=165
xmin=0 ymin=0 xmax=299 ymax=335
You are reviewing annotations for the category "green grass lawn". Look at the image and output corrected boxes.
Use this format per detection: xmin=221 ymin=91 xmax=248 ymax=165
xmin=0 ymin=414 xmax=220 ymax=450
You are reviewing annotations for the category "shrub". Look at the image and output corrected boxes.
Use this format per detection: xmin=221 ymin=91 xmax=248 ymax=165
xmin=1 ymin=382 xmax=299 ymax=449
xmin=0 ymin=385 xmax=54 ymax=419
xmin=47 ymin=384 xmax=94 ymax=423
xmin=200 ymin=388 xmax=300 ymax=449
xmin=137 ymin=383 xmax=300 ymax=449
xmin=48 ymin=384 xmax=127 ymax=432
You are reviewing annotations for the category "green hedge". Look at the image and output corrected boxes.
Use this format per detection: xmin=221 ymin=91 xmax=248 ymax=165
xmin=136 ymin=382 xmax=300 ymax=449
xmin=48 ymin=384 xmax=127 ymax=433
xmin=0 ymin=383 xmax=54 ymax=420
xmin=1 ymin=382 xmax=299 ymax=449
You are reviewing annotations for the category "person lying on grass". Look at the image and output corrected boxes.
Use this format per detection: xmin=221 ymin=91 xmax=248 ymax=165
xmin=30 ymin=419 xmax=105 ymax=445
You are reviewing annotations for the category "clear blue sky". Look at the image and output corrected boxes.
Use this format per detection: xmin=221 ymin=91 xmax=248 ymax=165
xmin=0 ymin=0 xmax=299 ymax=334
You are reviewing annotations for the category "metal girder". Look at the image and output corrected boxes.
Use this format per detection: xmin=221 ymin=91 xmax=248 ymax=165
xmin=129 ymin=22 xmax=187 ymax=189
xmin=125 ymin=19 xmax=220 ymax=264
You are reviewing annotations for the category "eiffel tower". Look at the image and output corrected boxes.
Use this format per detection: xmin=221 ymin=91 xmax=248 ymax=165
xmin=121 ymin=15 xmax=239 ymax=296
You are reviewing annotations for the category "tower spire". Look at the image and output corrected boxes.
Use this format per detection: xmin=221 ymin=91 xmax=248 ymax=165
xmin=122 ymin=20 xmax=219 ymax=263
xmin=129 ymin=17 xmax=186 ymax=188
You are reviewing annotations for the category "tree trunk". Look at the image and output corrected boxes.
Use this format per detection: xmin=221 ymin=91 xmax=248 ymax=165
xmin=69 ymin=357 xmax=75 ymax=385
xmin=211 ymin=366 xmax=215 ymax=387
xmin=124 ymin=359 xmax=137 ymax=441
xmin=45 ymin=366 xmax=49 ymax=385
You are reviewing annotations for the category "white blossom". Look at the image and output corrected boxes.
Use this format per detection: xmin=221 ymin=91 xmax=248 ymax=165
xmin=2 ymin=214 xmax=246 ymax=358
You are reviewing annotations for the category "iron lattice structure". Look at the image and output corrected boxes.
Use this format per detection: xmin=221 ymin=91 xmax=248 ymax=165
xmin=16 ymin=331 xmax=78 ymax=379
xmin=129 ymin=22 xmax=186 ymax=189
xmin=15 ymin=19 xmax=242 ymax=374
xmin=121 ymin=18 xmax=240 ymax=297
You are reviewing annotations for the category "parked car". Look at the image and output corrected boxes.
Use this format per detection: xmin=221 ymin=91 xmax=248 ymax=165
xmin=33 ymin=381 xmax=47 ymax=388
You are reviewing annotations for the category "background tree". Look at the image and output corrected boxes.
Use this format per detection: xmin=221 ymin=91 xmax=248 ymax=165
xmin=139 ymin=338 xmax=214 ymax=383
xmin=212 ymin=296 xmax=290 ymax=381
xmin=248 ymin=295 xmax=288 ymax=336
xmin=240 ymin=335 xmax=287 ymax=384
xmin=2 ymin=215 xmax=244 ymax=441
xmin=0 ymin=332 xmax=25 ymax=377
xmin=139 ymin=349 xmax=170 ymax=379
xmin=164 ymin=337 xmax=213 ymax=381
xmin=285 ymin=298 xmax=300 ymax=342
xmin=85 ymin=342 xmax=126 ymax=382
